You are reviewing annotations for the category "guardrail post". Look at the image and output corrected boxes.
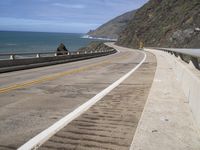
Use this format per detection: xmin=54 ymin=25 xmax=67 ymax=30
xmin=77 ymin=52 xmax=79 ymax=55
xmin=191 ymin=57 xmax=200 ymax=70
xmin=84 ymin=51 xmax=87 ymax=54
xmin=54 ymin=53 xmax=57 ymax=56
xmin=10 ymin=54 xmax=15 ymax=60
xmin=36 ymin=53 xmax=40 ymax=58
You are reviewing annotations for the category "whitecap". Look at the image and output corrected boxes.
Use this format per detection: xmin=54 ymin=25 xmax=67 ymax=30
xmin=81 ymin=35 xmax=117 ymax=41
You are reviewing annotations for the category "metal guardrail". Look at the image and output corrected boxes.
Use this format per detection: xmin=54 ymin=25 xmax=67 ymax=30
xmin=0 ymin=49 xmax=116 ymax=73
xmin=0 ymin=52 xmax=57 ymax=60
xmin=154 ymin=48 xmax=200 ymax=70
xmin=0 ymin=49 xmax=114 ymax=60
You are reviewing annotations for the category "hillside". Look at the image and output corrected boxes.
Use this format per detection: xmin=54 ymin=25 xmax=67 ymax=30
xmin=117 ymin=0 xmax=200 ymax=48
xmin=87 ymin=10 xmax=136 ymax=40
xmin=78 ymin=41 xmax=113 ymax=52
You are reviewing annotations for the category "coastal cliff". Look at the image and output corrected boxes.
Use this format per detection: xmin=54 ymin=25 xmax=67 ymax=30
xmin=87 ymin=10 xmax=136 ymax=40
xmin=116 ymin=0 xmax=200 ymax=48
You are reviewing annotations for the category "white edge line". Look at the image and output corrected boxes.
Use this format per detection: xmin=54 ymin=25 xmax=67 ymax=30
xmin=18 ymin=50 xmax=146 ymax=150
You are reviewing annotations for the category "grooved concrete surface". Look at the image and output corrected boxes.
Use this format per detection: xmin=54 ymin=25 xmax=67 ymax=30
xmin=39 ymin=52 xmax=156 ymax=150
xmin=0 ymin=44 xmax=153 ymax=149
xmin=130 ymin=50 xmax=200 ymax=150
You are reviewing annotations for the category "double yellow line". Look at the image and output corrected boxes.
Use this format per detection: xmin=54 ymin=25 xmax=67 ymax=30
xmin=0 ymin=61 xmax=110 ymax=94
xmin=0 ymin=52 xmax=130 ymax=94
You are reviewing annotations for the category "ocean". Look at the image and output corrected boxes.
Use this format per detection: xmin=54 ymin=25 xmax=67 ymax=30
xmin=0 ymin=31 xmax=100 ymax=54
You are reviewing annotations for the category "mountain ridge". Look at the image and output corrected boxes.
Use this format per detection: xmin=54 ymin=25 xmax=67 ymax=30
xmin=87 ymin=10 xmax=136 ymax=40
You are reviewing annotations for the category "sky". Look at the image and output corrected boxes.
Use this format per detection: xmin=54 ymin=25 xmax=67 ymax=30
xmin=0 ymin=0 xmax=148 ymax=33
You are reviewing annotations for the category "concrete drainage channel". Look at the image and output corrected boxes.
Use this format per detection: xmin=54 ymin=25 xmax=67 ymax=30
xmin=0 ymin=49 xmax=117 ymax=73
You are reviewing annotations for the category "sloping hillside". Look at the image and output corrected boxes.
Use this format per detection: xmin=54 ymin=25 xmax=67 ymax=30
xmin=87 ymin=10 xmax=136 ymax=39
xmin=78 ymin=41 xmax=113 ymax=52
xmin=117 ymin=0 xmax=200 ymax=48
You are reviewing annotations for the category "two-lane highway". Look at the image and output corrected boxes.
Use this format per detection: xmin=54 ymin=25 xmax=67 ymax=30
xmin=0 ymin=43 xmax=156 ymax=149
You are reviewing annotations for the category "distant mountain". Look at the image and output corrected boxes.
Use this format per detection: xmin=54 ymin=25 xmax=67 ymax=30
xmin=117 ymin=0 xmax=200 ymax=48
xmin=87 ymin=10 xmax=136 ymax=40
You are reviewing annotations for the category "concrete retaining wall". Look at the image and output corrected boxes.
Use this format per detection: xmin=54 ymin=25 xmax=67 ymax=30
xmin=165 ymin=53 xmax=200 ymax=127
xmin=145 ymin=48 xmax=200 ymax=128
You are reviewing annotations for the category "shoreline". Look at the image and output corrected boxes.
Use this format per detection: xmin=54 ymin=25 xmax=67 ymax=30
xmin=81 ymin=35 xmax=117 ymax=42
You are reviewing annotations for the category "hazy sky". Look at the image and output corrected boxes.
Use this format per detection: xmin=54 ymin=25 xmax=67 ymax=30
xmin=0 ymin=0 xmax=148 ymax=33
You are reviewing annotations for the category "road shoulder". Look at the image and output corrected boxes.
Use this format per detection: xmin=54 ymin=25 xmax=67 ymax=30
xmin=130 ymin=50 xmax=200 ymax=150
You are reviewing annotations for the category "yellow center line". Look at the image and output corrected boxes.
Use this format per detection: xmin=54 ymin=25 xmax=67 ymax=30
xmin=0 ymin=53 xmax=129 ymax=94
xmin=0 ymin=61 xmax=110 ymax=94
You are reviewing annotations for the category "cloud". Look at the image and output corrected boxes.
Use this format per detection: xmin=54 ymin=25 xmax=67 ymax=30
xmin=0 ymin=17 xmax=99 ymax=32
xmin=0 ymin=0 xmax=149 ymax=32
xmin=52 ymin=3 xmax=86 ymax=9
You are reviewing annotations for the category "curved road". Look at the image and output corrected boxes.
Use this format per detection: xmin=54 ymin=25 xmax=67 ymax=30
xmin=0 ymin=43 xmax=156 ymax=149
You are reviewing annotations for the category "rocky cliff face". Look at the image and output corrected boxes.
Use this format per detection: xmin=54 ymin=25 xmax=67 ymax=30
xmin=87 ymin=10 xmax=136 ymax=39
xmin=117 ymin=0 xmax=200 ymax=48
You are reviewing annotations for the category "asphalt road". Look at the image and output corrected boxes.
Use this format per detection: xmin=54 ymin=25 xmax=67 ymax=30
xmin=0 ymin=43 xmax=156 ymax=149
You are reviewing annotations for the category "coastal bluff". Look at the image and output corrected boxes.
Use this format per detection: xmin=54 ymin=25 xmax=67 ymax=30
xmin=87 ymin=10 xmax=136 ymax=40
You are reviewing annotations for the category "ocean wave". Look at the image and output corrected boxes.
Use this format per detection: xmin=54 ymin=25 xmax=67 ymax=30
xmin=81 ymin=35 xmax=117 ymax=41
xmin=81 ymin=35 xmax=90 ymax=39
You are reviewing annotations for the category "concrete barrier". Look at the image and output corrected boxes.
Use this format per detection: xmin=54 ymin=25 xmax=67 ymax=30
xmin=145 ymin=48 xmax=200 ymax=128
xmin=0 ymin=50 xmax=116 ymax=73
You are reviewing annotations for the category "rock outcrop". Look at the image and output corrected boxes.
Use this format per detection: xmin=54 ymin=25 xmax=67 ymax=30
xmin=56 ymin=43 xmax=69 ymax=55
xmin=116 ymin=0 xmax=200 ymax=48
xmin=78 ymin=41 xmax=113 ymax=52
